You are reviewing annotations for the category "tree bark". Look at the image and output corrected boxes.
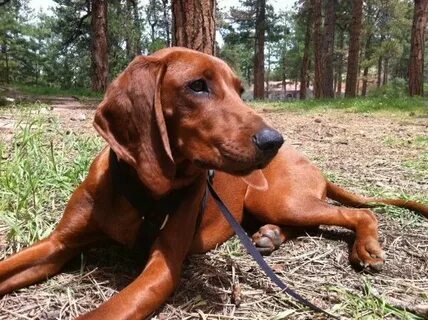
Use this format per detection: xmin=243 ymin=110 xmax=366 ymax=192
xmin=125 ymin=0 xmax=132 ymax=59
xmin=265 ymin=45 xmax=271 ymax=99
xmin=132 ymin=0 xmax=142 ymax=55
xmin=361 ymin=34 xmax=373 ymax=96
xmin=161 ymin=0 xmax=171 ymax=46
xmin=336 ymin=29 xmax=344 ymax=96
xmin=172 ymin=0 xmax=216 ymax=55
xmin=253 ymin=0 xmax=266 ymax=99
xmin=313 ymin=0 xmax=323 ymax=98
xmin=408 ymin=0 xmax=428 ymax=96
xmin=322 ymin=0 xmax=336 ymax=98
xmin=377 ymin=56 xmax=382 ymax=87
xmin=147 ymin=0 xmax=159 ymax=44
xmin=281 ymin=53 xmax=286 ymax=96
xmin=383 ymin=57 xmax=389 ymax=86
xmin=361 ymin=67 xmax=369 ymax=96
xmin=300 ymin=0 xmax=313 ymax=100
xmin=91 ymin=0 xmax=108 ymax=92
xmin=345 ymin=0 xmax=363 ymax=98
xmin=357 ymin=44 xmax=364 ymax=95
xmin=2 ymin=41 xmax=9 ymax=83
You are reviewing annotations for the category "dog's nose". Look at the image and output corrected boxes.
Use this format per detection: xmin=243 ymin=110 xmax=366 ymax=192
xmin=252 ymin=128 xmax=284 ymax=152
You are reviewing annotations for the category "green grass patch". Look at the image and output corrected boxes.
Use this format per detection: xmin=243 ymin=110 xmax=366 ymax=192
xmin=380 ymin=135 xmax=428 ymax=178
xmin=216 ymin=236 xmax=246 ymax=258
xmin=413 ymin=135 xmax=428 ymax=146
xmin=0 ymin=106 xmax=102 ymax=250
xmin=323 ymin=173 xmax=427 ymax=226
xmin=332 ymin=281 xmax=425 ymax=320
xmin=251 ymin=96 xmax=428 ymax=114
xmin=361 ymin=187 xmax=427 ymax=226
xmin=403 ymin=151 xmax=428 ymax=173
xmin=12 ymin=84 xmax=102 ymax=100
xmin=383 ymin=135 xmax=428 ymax=148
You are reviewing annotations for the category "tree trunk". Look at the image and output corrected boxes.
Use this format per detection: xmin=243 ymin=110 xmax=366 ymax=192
xmin=5 ymin=47 xmax=9 ymax=84
xmin=408 ymin=0 xmax=428 ymax=96
xmin=361 ymin=34 xmax=373 ymax=96
xmin=132 ymin=0 xmax=142 ymax=55
xmin=265 ymin=45 xmax=271 ymax=99
xmin=377 ymin=56 xmax=382 ymax=87
xmin=313 ymin=0 xmax=323 ymax=98
xmin=300 ymin=0 xmax=313 ymax=100
xmin=336 ymin=29 xmax=344 ymax=96
xmin=150 ymin=23 xmax=156 ymax=43
xmin=361 ymin=67 xmax=369 ymax=96
xmin=147 ymin=0 xmax=159 ymax=46
xmin=2 ymin=41 xmax=9 ymax=83
xmin=322 ymin=0 xmax=336 ymax=98
xmin=125 ymin=0 xmax=135 ymax=60
xmin=253 ymin=0 xmax=266 ymax=99
xmin=281 ymin=53 xmax=286 ymax=96
xmin=345 ymin=0 xmax=363 ymax=98
xmin=91 ymin=0 xmax=108 ymax=92
xmin=161 ymin=0 xmax=171 ymax=46
xmin=172 ymin=0 xmax=216 ymax=55
xmin=357 ymin=44 xmax=364 ymax=95
xmin=383 ymin=57 xmax=389 ymax=85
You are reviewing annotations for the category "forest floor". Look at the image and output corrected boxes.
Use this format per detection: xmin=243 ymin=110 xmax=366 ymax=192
xmin=0 ymin=97 xmax=427 ymax=320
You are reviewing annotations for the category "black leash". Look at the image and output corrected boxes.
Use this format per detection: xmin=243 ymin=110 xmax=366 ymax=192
xmin=207 ymin=177 xmax=339 ymax=319
xmin=110 ymin=150 xmax=336 ymax=317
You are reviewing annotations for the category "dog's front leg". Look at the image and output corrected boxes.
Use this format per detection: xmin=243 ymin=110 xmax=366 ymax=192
xmin=0 ymin=184 xmax=104 ymax=295
xmin=77 ymin=183 xmax=205 ymax=320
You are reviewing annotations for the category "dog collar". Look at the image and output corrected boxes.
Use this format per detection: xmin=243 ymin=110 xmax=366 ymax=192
xmin=109 ymin=149 xmax=208 ymax=264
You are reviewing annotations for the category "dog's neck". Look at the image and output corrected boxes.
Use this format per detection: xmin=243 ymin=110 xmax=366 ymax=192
xmin=171 ymin=158 xmax=206 ymax=190
xmin=109 ymin=148 xmax=205 ymax=198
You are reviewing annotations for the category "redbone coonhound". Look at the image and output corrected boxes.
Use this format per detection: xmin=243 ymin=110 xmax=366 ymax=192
xmin=0 ymin=47 xmax=427 ymax=320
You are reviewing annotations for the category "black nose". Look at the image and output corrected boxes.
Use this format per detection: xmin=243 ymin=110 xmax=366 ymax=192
xmin=252 ymin=128 xmax=284 ymax=152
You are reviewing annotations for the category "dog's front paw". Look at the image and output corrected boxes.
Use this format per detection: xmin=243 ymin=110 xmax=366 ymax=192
xmin=350 ymin=237 xmax=386 ymax=271
xmin=252 ymin=224 xmax=286 ymax=256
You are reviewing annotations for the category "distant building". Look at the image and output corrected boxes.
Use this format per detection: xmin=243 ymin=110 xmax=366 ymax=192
xmin=249 ymin=81 xmax=314 ymax=100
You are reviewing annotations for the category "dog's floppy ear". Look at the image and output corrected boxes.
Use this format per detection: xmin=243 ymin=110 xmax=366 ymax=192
xmin=94 ymin=56 xmax=174 ymax=197
xmin=241 ymin=170 xmax=268 ymax=191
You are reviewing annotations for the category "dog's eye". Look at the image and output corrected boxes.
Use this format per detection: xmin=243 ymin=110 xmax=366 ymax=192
xmin=188 ymin=79 xmax=209 ymax=93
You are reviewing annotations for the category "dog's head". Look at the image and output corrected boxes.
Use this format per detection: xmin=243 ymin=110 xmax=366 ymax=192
xmin=94 ymin=47 xmax=283 ymax=196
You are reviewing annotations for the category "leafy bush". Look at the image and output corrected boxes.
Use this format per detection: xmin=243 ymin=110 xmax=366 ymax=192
xmin=368 ymin=78 xmax=408 ymax=98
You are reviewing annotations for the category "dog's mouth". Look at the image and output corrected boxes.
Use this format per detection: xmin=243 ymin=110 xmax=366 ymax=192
xmin=221 ymin=143 xmax=278 ymax=168
xmin=194 ymin=159 xmax=256 ymax=176
xmin=193 ymin=143 xmax=278 ymax=176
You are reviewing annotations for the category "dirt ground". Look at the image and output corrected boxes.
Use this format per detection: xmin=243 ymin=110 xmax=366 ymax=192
xmin=0 ymin=100 xmax=427 ymax=319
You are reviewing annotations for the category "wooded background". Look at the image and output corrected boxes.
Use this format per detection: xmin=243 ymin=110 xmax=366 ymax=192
xmin=0 ymin=0 xmax=427 ymax=99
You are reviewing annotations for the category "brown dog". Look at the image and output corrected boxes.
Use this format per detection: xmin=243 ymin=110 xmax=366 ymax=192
xmin=0 ymin=47 xmax=426 ymax=320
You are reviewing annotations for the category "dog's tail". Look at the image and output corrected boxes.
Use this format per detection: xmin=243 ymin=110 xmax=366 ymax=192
xmin=326 ymin=181 xmax=428 ymax=218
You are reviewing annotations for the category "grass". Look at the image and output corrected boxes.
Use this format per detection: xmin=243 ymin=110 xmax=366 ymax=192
xmin=251 ymin=96 xmax=428 ymax=114
xmin=253 ymin=79 xmax=428 ymax=114
xmin=0 ymin=102 xmax=427 ymax=319
xmin=324 ymin=173 xmax=427 ymax=227
xmin=10 ymin=84 xmax=103 ymax=100
xmin=0 ymin=105 xmax=102 ymax=250
xmin=413 ymin=135 xmax=428 ymax=146
xmin=331 ymin=281 xmax=425 ymax=320
xmin=323 ymin=166 xmax=427 ymax=227
xmin=404 ymin=151 xmax=428 ymax=172
xmin=383 ymin=134 xmax=428 ymax=148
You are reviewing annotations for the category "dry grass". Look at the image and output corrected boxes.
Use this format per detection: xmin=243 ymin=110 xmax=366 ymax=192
xmin=0 ymin=103 xmax=427 ymax=319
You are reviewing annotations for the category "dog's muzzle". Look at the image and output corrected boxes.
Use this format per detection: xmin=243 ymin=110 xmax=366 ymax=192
xmin=252 ymin=128 xmax=284 ymax=153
